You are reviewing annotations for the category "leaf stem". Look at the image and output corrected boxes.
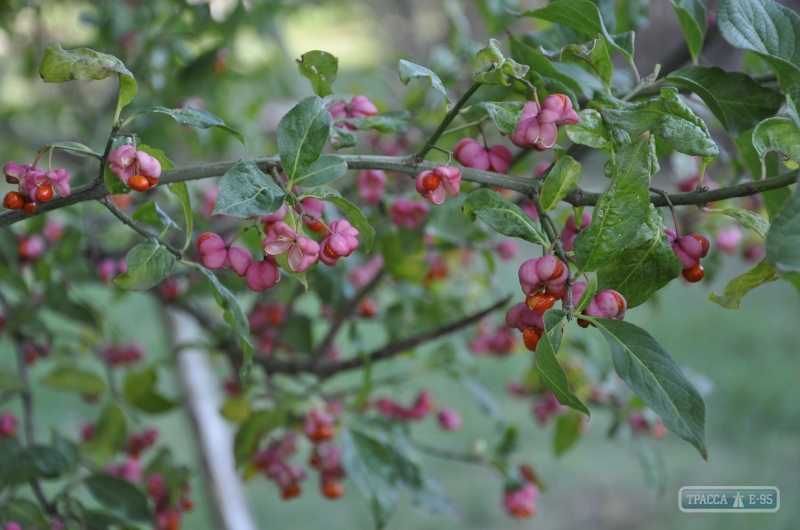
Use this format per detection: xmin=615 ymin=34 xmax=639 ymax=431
xmin=650 ymin=187 xmax=680 ymax=237
xmin=416 ymin=82 xmax=482 ymax=161
xmin=99 ymin=196 xmax=183 ymax=259
xmin=441 ymin=115 xmax=490 ymax=136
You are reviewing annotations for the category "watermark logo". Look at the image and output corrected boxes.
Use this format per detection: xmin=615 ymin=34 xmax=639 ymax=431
xmin=679 ymin=486 xmax=779 ymax=513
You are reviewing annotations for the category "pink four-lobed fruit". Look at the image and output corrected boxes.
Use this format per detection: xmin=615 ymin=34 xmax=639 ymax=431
xmin=319 ymin=219 xmax=360 ymax=266
xmin=453 ymin=138 xmax=513 ymax=174
xmin=415 ymin=166 xmax=462 ymax=205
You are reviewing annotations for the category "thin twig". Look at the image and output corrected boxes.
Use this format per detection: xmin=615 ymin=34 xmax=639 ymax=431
xmin=413 ymin=441 xmax=486 ymax=465
xmin=312 ymin=269 xmax=385 ymax=359
xmin=99 ymin=197 xmax=183 ymax=259
xmin=416 ymin=82 xmax=482 ymax=161
xmin=14 ymin=335 xmax=58 ymax=515
xmin=650 ymin=187 xmax=680 ymax=236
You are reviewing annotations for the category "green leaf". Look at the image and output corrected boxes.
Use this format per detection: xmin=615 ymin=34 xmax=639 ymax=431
xmin=380 ymin=230 xmax=427 ymax=283
xmin=46 ymin=141 xmax=100 ymax=159
xmin=39 ymin=43 xmax=137 ymax=118
xmin=566 ymin=109 xmax=622 ymax=151
xmin=40 ymin=367 xmax=107 ymax=396
xmin=278 ymin=96 xmax=333 ymax=184
xmin=462 ymin=189 xmax=548 ymax=246
xmin=472 ymin=39 xmax=530 ymax=86
xmin=0 ymin=440 xmax=72 ymax=485
xmin=183 ymin=262 xmax=253 ymax=378
xmin=113 ymin=239 xmax=175 ymax=291
xmin=233 ymin=409 xmax=287 ymax=467
xmin=459 ymin=375 xmax=504 ymax=422
xmin=535 ymin=309 xmax=590 ymax=415
xmin=541 ymin=36 xmax=614 ymax=92
xmin=709 ymin=259 xmax=778 ymax=309
xmin=167 ymin=182 xmax=192 ymax=251
xmin=718 ymin=0 xmax=800 ymax=91
xmin=340 ymin=428 xmax=398 ymax=528
xmin=398 ymin=60 xmax=449 ymax=103
xmin=553 ymin=411 xmax=584 ymax=455
xmin=573 ymin=135 xmax=653 ymax=272
xmin=220 ymin=397 xmax=251 ymax=423
xmin=52 ymin=432 xmax=79 ymax=473
xmin=292 ymin=154 xmax=347 ymax=187
xmin=601 ymin=88 xmax=719 ymax=157
xmin=752 ymin=117 xmax=800 ymax=170
xmin=597 ymin=206 xmax=683 ymax=308
xmin=589 ymin=317 xmax=707 ymax=458
xmin=84 ymin=474 xmax=151 ymax=522
xmin=766 ymin=186 xmax=800 ymax=274
xmin=540 ymin=156 xmax=583 ymax=212
xmin=575 ymin=275 xmax=597 ymax=314
xmin=0 ymin=370 xmax=22 ymax=392
xmin=666 ymin=66 xmax=783 ymax=138
xmin=131 ymin=201 xmax=181 ymax=231
xmin=522 ymin=0 xmax=635 ymax=62
xmin=80 ymin=404 xmax=127 ymax=466
xmin=126 ymin=106 xmax=244 ymax=144
xmin=296 ymin=50 xmax=338 ymax=97
xmin=472 ymin=101 xmax=524 ymax=135
xmin=213 ymin=160 xmax=285 ymax=217
xmin=123 ymin=367 xmax=175 ymax=414
xmin=788 ymin=86 xmax=800 ymax=129
xmin=279 ymin=314 xmax=314 ymax=353
xmin=508 ymin=33 xmax=584 ymax=104
xmin=713 ymin=208 xmax=770 ymax=239
xmin=635 ymin=437 xmax=666 ymax=497
xmin=0 ymin=499 xmax=48 ymax=528
xmin=103 ymin=136 xmax=130 ymax=195
xmin=342 ymin=110 xmax=411 ymax=133
xmin=670 ymin=0 xmax=707 ymax=64
xmin=329 ymin=125 xmax=357 ymax=149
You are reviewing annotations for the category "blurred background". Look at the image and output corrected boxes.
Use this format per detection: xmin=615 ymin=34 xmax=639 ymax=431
xmin=0 ymin=0 xmax=798 ymax=529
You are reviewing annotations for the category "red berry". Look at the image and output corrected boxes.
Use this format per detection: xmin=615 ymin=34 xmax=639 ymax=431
xmin=179 ymin=498 xmax=194 ymax=511
xmin=146 ymin=177 xmax=159 ymax=188
xmin=522 ymin=327 xmax=542 ymax=352
xmin=525 ymin=293 xmax=556 ymax=313
xmin=309 ymin=455 xmax=320 ymax=468
xmin=35 ymin=185 xmax=53 ymax=203
xmin=129 ymin=175 xmax=150 ymax=192
xmin=682 ymin=262 xmax=705 ymax=283
xmin=421 ymin=173 xmax=440 ymax=191
xmin=548 ymin=259 xmax=564 ymax=281
xmin=281 ymin=484 xmax=301 ymax=500
xmin=306 ymin=219 xmax=326 ymax=233
xmin=577 ymin=319 xmax=591 ymax=328
xmin=322 ymin=481 xmax=344 ymax=499
xmin=22 ymin=201 xmax=37 ymax=215
xmin=322 ymin=242 xmax=339 ymax=261
xmin=316 ymin=425 xmax=333 ymax=441
xmin=3 ymin=191 xmax=24 ymax=210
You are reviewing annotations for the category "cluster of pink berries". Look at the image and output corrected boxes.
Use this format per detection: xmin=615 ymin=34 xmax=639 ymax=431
xmin=503 ymin=466 xmax=541 ymax=518
xmin=571 ymin=281 xmax=627 ymax=328
xmin=101 ymin=343 xmax=144 ymax=366
xmin=507 ymin=383 xmax=570 ymax=425
xmin=415 ymin=166 xmax=462 ymax=205
xmin=248 ymin=302 xmax=287 ymax=355
xmin=629 ymin=412 xmax=667 ymax=439
xmin=510 ymin=94 xmax=579 ymax=151
xmin=469 ymin=321 xmax=517 ymax=356
xmin=508 ymin=255 xmax=570 ymax=351
xmin=329 ymin=95 xmax=378 ymax=128
xmin=453 ymin=139 xmax=513 ymax=174
xmin=560 ymin=213 xmax=591 ymax=252
xmin=3 ymin=162 xmax=71 ymax=214
xmin=389 ymin=198 xmax=429 ymax=229
xmin=665 ymin=229 xmax=709 ymax=282
xmin=376 ymin=391 xmax=435 ymax=421
xmin=303 ymin=408 xmax=347 ymax=498
xmin=357 ymin=170 xmax=387 ymax=204
xmin=147 ymin=473 xmax=194 ymax=530
xmin=253 ymin=434 xmax=307 ymax=500
xmin=108 ymin=145 xmax=162 ymax=192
